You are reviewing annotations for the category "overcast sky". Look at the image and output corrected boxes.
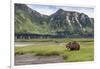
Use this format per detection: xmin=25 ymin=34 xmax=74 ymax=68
xmin=27 ymin=4 xmax=94 ymax=18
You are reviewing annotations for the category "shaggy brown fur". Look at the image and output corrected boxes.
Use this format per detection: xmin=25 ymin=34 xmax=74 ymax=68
xmin=66 ymin=41 xmax=80 ymax=51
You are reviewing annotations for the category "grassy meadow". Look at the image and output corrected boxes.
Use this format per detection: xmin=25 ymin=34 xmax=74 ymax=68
xmin=15 ymin=38 xmax=94 ymax=62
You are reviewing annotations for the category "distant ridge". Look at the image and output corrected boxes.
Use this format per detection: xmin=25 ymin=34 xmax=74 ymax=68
xmin=15 ymin=4 xmax=94 ymax=37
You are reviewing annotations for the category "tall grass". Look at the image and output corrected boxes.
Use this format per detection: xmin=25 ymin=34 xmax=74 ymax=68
xmin=15 ymin=45 xmax=65 ymax=55
xmin=15 ymin=38 xmax=94 ymax=62
xmin=15 ymin=45 xmax=94 ymax=62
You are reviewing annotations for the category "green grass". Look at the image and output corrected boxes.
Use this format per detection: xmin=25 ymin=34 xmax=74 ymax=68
xmin=63 ymin=46 xmax=94 ymax=62
xmin=15 ymin=45 xmax=64 ymax=56
xmin=15 ymin=38 xmax=94 ymax=62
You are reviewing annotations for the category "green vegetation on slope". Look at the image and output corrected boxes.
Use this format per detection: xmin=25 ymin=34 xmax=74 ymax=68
xmin=15 ymin=4 xmax=94 ymax=35
xmin=15 ymin=9 xmax=51 ymax=34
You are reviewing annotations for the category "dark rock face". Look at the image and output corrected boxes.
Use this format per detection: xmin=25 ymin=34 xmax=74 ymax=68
xmin=15 ymin=4 xmax=94 ymax=37
xmin=49 ymin=9 xmax=93 ymax=34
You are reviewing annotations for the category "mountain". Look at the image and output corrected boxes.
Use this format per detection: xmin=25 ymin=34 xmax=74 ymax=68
xmin=15 ymin=4 xmax=50 ymax=34
xmin=15 ymin=4 xmax=94 ymax=36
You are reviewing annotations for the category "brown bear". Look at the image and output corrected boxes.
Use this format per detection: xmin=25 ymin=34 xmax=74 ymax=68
xmin=66 ymin=41 xmax=80 ymax=51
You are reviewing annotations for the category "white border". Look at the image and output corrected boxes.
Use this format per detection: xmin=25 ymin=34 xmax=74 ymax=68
xmin=11 ymin=0 xmax=96 ymax=69
xmin=11 ymin=0 xmax=14 ymax=68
